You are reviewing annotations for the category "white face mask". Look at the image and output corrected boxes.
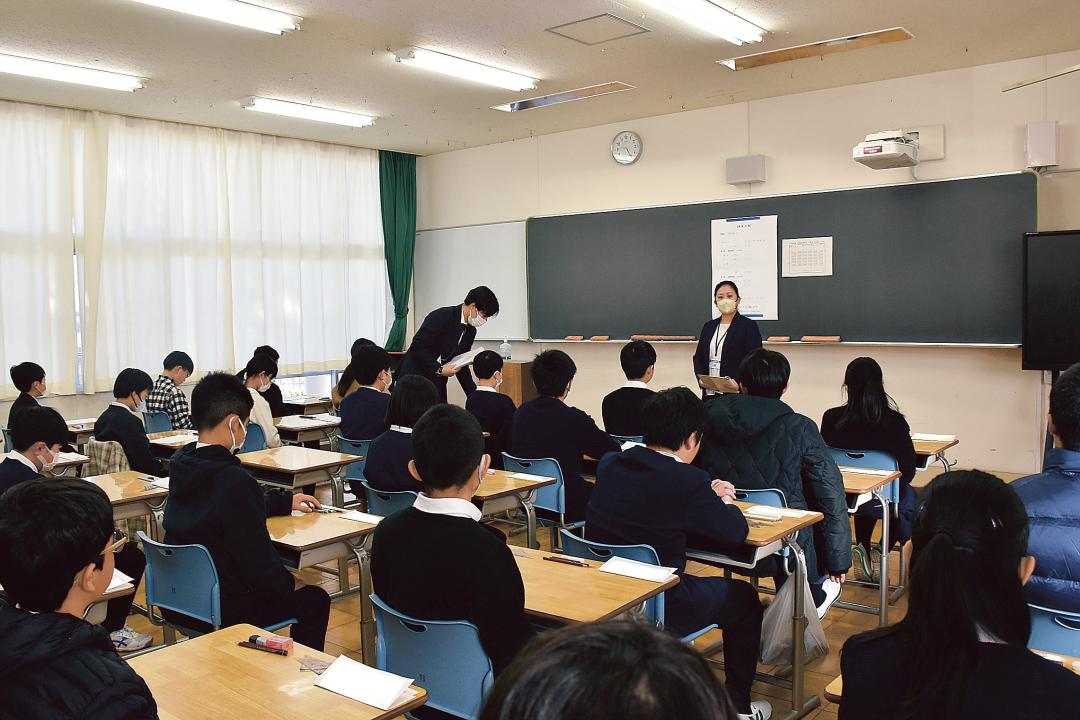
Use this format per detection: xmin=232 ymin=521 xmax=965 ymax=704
xmin=494 ymin=375 xmax=503 ymax=389
xmin=36 ymin=446 xmax=57 ymax=473
xmin=228 ymin=416 xmax=247 ymax=454
xmin=716 ymin=298 xmax=737 ymax=315
xmin=134 ymin=395 xmax=148 ymax=413
xmin=468 ymin=311 xmax=487 ymax=328
xmin=258 ymin=379 xmax=272 ymax=393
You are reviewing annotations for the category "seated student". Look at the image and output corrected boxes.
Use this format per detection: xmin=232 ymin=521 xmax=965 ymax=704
xmin=332 ymin=337 xmax=376 ymax=409
xmin=146 ymin=350 xmax=195 ymax=430
xmin=510 ymin=350 xmax=620 ymax=522
xmin=0 ymin=406 xmax=68 ymax=494
xmin=338 ymin=344 xmax=393 ymax=441
xmin=601 ymin=340 xmax=656 ymax=438
xmin=94 ymin=368 xmax=166 ymax=477
xmin=7 ymin=361 xmax=47 ymax=427
xmin=479 ymin=621 xmax=738 ymax=720
xmin=371 ymin=404 xmax=533 ymax=675
xmin=237 ymin=354 xmax=282 ymax=448
xmin=465 ymin=350 xmax=516 ymax=470
xmin=164 ymin=372 xmax=330 ymax=649
xmin=253 ymin=345 xmax=288 ymax=417
xmin=1012 ymin=362 xmax=1080 ymax=613
xmin=695 ymin=348 xmax=849 ymax=614
xmin=364 ymin=375 xmax=439 ymax=493
xmin=820 ymin=357 xmax=917 ymax=581
xmin=587 ymin=388 xmax=770 ymax=720
xmin=839 ymin=470 xmax=1080 ymax=719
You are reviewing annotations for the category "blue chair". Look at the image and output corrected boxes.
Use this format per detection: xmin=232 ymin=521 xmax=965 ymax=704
xmin=1029 ymin=603 xmax=1080 ymax=656
xmin=239 ymin=423 xmax=268 ymax=453
xmin=502 ymin=454 xmax=577 ymax=549
xmin=733 ymin=488 xmax=792 ymax=577
xmin=338 ymin=437 xmax=372 ymax=502
xmin=610 ymin=434 xmax=644 ymax=445
xmin=137 ymin=531 xmax=294 ymax=642
xmin=143 ymin=411 xmax=173 ymax=434
xmin=828 ymin=448 xmax=900 ymax=507
xmin=370 ymin=594 xmax=493 ymax=719
xmin=1 ymin=426 xmax=12 ymax=453
xmin=358 ymin=479 xmax=417 ymax=516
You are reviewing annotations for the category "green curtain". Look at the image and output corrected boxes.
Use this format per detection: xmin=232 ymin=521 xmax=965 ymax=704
xmin=379 ymin=150 xmax=417 ymax=351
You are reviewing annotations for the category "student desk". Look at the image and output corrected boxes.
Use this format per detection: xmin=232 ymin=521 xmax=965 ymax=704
xmin=837 ymin=468 xmax=902 ymax=627
xmin=84 ymin=581 xmax=135 ymax=625
xmin=65 ymin=417 xmax=96 ymax=448
xmin=128 ymin=623 xmax=427 ymax=720
xmin=267 ymin=511 xmax=379 ymax=665
xmin=0 ymin=451 xmax=90 ymax=476
xmin=147 ymin=429 xmax=199 ymax=459
xmin=240 ymin=446 xmax=362 ymax=507
xmin=686 ymin=501 xmax=825 ymax=720
xmin=282 ymin=395 xmax=333 ymax=416
xmin=511 ymin=546 xmax=678 ymax=624
xmin=913 ymin=436 xmax=959 ymax=471
xmin=475 ymin=470 xmax=556 ymax=550
xmin=84 ymin=470 xmax=170 ymax=540
xmin=275 ymin=414 xmax=341 ymax=449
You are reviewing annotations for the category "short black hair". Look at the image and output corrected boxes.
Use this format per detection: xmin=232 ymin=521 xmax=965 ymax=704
xmin=0 ymin=478 xmax=114 ymax=613
xmin=254 ymin=345 xmax=280 ymax=362
xmin=239 ymin=353 xmax=278 ymax=382
xmin=464 ymin=286 xmax=500 ymax=317
xmin=10 ymin=406 xmax=71 ymax=452
xmin=351 ymin=337 xmax=376 ymax=355
xmin=191 ymin=372 xmax=254 ymax=430
xmin=620 ymin=340 xmax=656 ymax=380
xmin=113 ymin=368 xmax=154 ymax=399
xmin=531 ymin=350 xmax=576 ymax=397
xmin=478 ymin=620 xmax=738 ymax=720
xmin=737 ymin=348 xmax=790 ymax=399
xmin=9 ymin=362 xmax=45 ymax=392
xmin=713 ymin=280 xmax=740 ymax=298
xmin=163 ymin=350 xmax=194 ymax=374
xmin=642 ymin=387 xmax=706 ymax=451
xmin=386 ymin=375 xmax=439 ymax=428
xmin=411 ymin=404 xmax=485 ymax=492
xmin=473 ymin=350 xmax=504 ymax=380
xmin=1050 ymin=363 xmax=1080 ymax=451
xmin=354 ymin=345 xmax=392 ymax=385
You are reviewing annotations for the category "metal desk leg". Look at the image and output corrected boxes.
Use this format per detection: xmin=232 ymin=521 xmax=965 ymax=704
xmin=780 ymin=536 xmax=821 ymax=720
xmin=521 ymin=490 xmax=539 ymax=550
xmin=330 ymin=470 xmax=345 ymax=508
xmin=873 ymin=488 xmax=890 ymax=627
xmin=351 ymin=538 xmax=376 ymax=666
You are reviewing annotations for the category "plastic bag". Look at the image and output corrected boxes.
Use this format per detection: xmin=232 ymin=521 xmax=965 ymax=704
xmin=759 ymin=548 xmax=829 ymax=665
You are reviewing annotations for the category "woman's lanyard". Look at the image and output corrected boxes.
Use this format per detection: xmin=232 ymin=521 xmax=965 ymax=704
xmin=713 ymin=322 xmax=731 ymax=357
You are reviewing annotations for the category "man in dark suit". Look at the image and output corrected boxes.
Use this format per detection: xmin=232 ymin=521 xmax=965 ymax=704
xmin=397 ymin=286 xmax=499 ymax=403
xmin=6 ymin=361 xmax=47 ymax=428
xmin=601 ymin=340 xmax=656 ymax=437
xmin=0 ymin=406 xmax=69 ymax=495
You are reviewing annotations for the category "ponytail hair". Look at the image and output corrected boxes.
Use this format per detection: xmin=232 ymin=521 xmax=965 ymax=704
xmin=336 ymin=338 xmax=376 ymax=397
xmin=237 ymin=353 xmax=278 ymax=383
xmin=837 ymin=356 xmax=900 ymax=428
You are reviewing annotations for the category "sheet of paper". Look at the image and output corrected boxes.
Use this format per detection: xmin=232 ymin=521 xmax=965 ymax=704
xmin=743 ymin=505 xmax=784 ymax=521
xmin=107 ymin=568 xmax=134 ymax=593
xmin=838 ymin=466 xmax=895 ymax=477
xmin=56 ymin=452 xmax=88 ymax=463
xmin=315 ymin=655 xmax=415 ymax=711
xmin=597 ymin=556 xmax=676 ymax=583
xmin=278 ymin=415 xmax=340 ymax=430
xmin=620 ymin=441 xmax=645 ymax=451
xmin=155 ymin=434 xmax=199 ymax=445
xmin=66 ymin=418 xmax=96 ymax=426
xmin=508 ymin=472 xmax=551 ymax=482
xmin=145 ymin=476 xmax=170 ymax=490
xmin=782 ymin=236 xmax=833 ymax=277
xmin=911 ymin=432 xmax=957 ymax=442
xmin=444 ymin=346 xmax=484 ymax=369
xmin=711 ymin=215 xmax=778 ymax=321
xmin=341 ymin=511 xmax=386 ymax=525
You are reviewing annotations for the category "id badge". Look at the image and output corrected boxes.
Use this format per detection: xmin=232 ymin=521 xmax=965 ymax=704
xmin=708 ymin=359 xmax=723 ymax=378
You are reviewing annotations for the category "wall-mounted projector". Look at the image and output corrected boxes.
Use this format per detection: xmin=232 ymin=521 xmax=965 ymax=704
xmin=853 ymin=130 xmax=919 ymax=169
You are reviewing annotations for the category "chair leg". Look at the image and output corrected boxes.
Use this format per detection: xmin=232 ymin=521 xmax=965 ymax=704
xmin=550 ymin=524 xmax=558 ymax=552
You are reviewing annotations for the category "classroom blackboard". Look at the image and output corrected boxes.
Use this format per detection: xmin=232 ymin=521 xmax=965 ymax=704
xmin=526 ymin=172 xmax=1036 ymax=343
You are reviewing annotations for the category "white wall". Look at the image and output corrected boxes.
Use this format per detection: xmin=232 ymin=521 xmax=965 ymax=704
xmin=420 ymin=50 xmax=1080 ymax=475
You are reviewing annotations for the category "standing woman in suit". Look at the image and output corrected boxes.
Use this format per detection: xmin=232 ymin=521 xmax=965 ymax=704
xmin=397 ymin=286 xmax=499 ymax=403
xmin=693 ymin=281 xmax=762 ymax=396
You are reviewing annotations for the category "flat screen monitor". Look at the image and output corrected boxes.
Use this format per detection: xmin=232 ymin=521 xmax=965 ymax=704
xmin=1024 ymin=230 xmax=1080 ymax=370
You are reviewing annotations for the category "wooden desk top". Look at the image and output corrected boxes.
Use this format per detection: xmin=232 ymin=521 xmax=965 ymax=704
xmin=512 ymin=546 xmax=678 ymax=624
xmin=475 ymin=469 xmax=556 ymax=500
xmin=128 ymin=624 xmax=427 ymax=720
xmin=240 ymin=446 xmax=362 ymax=474
xmin=267 ymin=511 xmax=378 ymax=551
xmin=840 ymin=469 xmax=901 ymax=494
xmin=913 ymin=438 xmax=959 ymax=455
xmin=84 ymin=470 xmax=168 ymax=507
xmin=66 ymin=418 xmax=96 ymax=432
xmin=824 ymin=675 xmax=843 ymax=703
xmin=732 ymin=501 xmax=823 ymax=546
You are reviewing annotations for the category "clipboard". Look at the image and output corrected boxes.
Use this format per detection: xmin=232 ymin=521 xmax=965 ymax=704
xmin=697 ymin=375 xmax=740 ymax=393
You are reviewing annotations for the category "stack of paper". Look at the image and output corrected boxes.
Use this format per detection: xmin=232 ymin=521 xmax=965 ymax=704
xmin=838 ymin=466 xmax=895 ymax=477
xmin=278 ymin=414 xmax=340 ymax=429
xmin=444 ymin=347 xmax=484 ymax=369
xmin=55 ymin=452 xmax=89 ymax=463
xmin=744 ymin=505 xmax=784 ymax=521
xmin=156 ymin=434 xmax=199 ymax=446
xmin=316 ymin=655 xmax=416 ymax=710
xmin=911 ymin=433 xmax=957 ymax=442
xmin=341 ymin=511 xmax=385 ymax=525
xmin=508 ymin=472 xmax=550 ymax=482
xmin=107 ymin=569 xmax=135 ymax=593
xmin=597 ymin=556 xmax=676 ymax=583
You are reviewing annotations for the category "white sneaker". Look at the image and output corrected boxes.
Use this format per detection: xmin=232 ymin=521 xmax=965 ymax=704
xmin=816 ymin=579 xmax=843 ymax=619
xmin=738 ymin=700 xmax=773 ymax=720
xmin=110 ymin=626 xmax=152 ymax=653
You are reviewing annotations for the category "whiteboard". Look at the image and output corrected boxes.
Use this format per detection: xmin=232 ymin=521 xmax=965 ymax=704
xmin=413 ymin=221 xmax=529 ymax=341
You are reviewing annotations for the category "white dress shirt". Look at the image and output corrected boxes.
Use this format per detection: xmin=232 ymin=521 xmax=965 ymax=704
xmin=413 ymin=492 xmax=482 ymax=521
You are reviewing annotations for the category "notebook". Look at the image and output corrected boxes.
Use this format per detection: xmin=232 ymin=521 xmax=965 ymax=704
xmin=315 ymin=655 xmax=415 ymax=711
xmin=597 ymin=556 xmax=676 ymax=583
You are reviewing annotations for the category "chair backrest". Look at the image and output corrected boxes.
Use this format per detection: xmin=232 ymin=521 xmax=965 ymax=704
xmin=1028 ymin=603 xmax=1080 ymax=656
xmin=502 ymin=454 xmax=565 ymax=515
xmin=240 ymin=423 xmax=268 ymax=453
xmin=337 ymin=437 xmax=371 ymax=480
xmin=359 ymin=480 xmax=417 ymax=516
xmin=828 ymin=447 xmax=900 ymax=505
xmin=143 ymin=411 xmax=173 ymax=434
xmin=558 ymin=529 xmax=665 ymax=625
xmin=734 ymin=487 xmax=788 ymax=508
xmin=609 ymin=434 xmax=644 ymax=445
xmin=87 ymin=439 xmax=130 ymax=476
xmin=137 ymin=531 xmax=221 ymax=629
xmin=1 ymin=427 xmax=12 ymax=454
xmin=370 ymin=594 xmax=494 ymax=719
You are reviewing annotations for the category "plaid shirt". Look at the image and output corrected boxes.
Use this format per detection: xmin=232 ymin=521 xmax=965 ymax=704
xmin=88 ymin=439 xmax=130 ymax=476
xmin=146 ymin=374 xmax=194 ymax=430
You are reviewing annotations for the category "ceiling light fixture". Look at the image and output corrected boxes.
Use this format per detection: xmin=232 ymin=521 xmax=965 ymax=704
xmin=719 ymin=27 xmax=913 ymax=70
xmin=393 ymin=47 xmax=538 ymax=91
xmin=491 ymin=82 xmax=636 ymax=112
xmin=639 ymin=0 xmax=764 ymax=45
xmin=126 ymin=0 xmax=300 ymax=34
xmin=242 ymin=97 xmax=375 ymax=127
xmin=0 ymin=52 xmax=144 ymax=91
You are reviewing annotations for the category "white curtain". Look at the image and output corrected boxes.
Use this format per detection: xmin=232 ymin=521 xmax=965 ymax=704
xmin=0 ymin=101 xmax=80 ymax=399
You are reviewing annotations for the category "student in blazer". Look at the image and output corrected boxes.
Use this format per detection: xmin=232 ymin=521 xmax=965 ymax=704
xmin=94 ymin=368 xmax=166 ymax=477
xmin=465 ymin=351 xmax=517 ymax=470
xmin=363 ymin=375 xmax=439 ymax=493
xmin=7 ymin=361 xmax=47 ymax=428
xmin=693 ymin=281 xmax=762 ymax=395
xmin=397 ymin=286 xmax=499 ymax=403
xmin=601 ymin=340 xmax=656 ymax=438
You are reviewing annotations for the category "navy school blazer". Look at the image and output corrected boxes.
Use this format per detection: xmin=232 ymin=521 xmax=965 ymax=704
xmin=397 ymin=305 xmax=478 ymax=401
xmin=693 ymin=312 xmax=763 ymax=380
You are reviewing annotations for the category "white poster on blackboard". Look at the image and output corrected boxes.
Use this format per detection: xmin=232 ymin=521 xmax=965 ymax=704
xmin=711 ymin=215 xmax=778 ymax=320
xmin=782 ymin=236 xmax=833 ymax=277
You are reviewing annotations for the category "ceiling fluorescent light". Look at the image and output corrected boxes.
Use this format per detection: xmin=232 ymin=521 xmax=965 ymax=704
xmin=243 ymin=97 xmax=375 ymax=127
xmin=394 ymin=47 xmax=537 ymax=91
xmin=492 ymin=82 xmax=635 ymax=112
xmin=640 ymin=0 xmax=764 ymax=45
xmin=127 ymin=0 xmax=300 ymax=34
xmin=719 ymin=27 xmax=913 ymax=70
xmin=0 ymin=52 xmax=144 ymax=91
